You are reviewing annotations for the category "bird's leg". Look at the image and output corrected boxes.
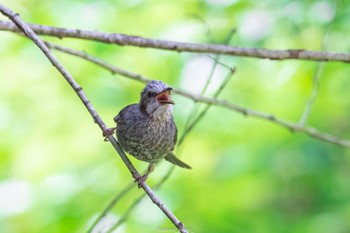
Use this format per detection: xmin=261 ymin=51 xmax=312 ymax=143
xmin=102 ymin=127 xmax=116 ymax=141
xmin=135 ymin=163 xmax=155 ymax=188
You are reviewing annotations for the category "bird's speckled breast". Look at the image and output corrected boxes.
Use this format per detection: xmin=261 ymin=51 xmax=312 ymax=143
xmin=115 ymin=104 xmax=176 ymax=163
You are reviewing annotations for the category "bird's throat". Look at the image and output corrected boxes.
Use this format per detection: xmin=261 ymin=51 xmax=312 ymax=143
xmin=152 ymin=104 xmax=173 ymax=121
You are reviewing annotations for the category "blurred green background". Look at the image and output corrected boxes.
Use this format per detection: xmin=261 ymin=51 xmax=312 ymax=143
xmin=1 ymin=0 xmax=350 ymax=232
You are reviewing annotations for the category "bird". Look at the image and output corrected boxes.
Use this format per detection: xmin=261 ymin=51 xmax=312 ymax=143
xmin=105 ymin=80 xmax=191 ymax=187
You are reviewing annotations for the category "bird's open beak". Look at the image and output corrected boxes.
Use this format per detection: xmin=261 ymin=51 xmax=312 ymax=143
xmin=156 ymin=87 xmax=174 ymax=105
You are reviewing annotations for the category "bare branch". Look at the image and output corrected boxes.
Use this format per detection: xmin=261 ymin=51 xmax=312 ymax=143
xmin=87 ymin=182 xmax=135 ymax=233
xmin=205 ymin=55 xmax=236 ymax=70
xmin=46 ymin=42 xmax=350 ymax=148
xmin=181 ymin=29 xmax=235 ymax=141
xmin=0 ymin=5 xmax=188 ymax=233
xmin=1 ymin=20 xmax=350 ymax=63
xmin=187 ymin=14 xmax=218 ymax=43
xmin=177 ymin=90 xmax=350 ymax=147
xmin=299 ymin=4 xmax=338 ymax=126
xmin=179 ymin=68 xmax=235 ymax=146
xmin=299 ymin=62 xmax=323 ymax=126
xmin=109 ymin=165 xmax=178 ymax=232
xmin=180 ymin=29 xmax=236 ymax=145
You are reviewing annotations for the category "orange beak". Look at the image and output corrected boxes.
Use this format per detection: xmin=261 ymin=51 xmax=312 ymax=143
xmin=156 ymin=87 xmax=174 ymax=105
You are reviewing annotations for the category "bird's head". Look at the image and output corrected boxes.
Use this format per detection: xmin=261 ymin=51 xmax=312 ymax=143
xmin=140 ymin=80 xmax=174 ymax=120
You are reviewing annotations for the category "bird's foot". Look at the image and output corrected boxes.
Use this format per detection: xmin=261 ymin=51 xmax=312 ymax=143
xmin=103 ymin=127 xmax=116 ymax=141
xmin=135 ymin=174 xmax=148 ymax=188
xmin=134 ymin=163 xmax=154 ymax=188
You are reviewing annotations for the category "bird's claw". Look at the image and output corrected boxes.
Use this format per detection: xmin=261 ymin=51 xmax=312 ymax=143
xmin=135 ymin=174 xmax=148 ymax=188
xmin=103 ymin=127 xmax=116 ymax=141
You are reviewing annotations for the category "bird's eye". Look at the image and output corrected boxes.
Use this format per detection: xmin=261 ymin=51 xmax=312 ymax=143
xmin=148 ymin=92 xmax=155 ymax=97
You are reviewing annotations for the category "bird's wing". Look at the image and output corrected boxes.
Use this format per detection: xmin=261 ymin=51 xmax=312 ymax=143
xmin=114 ymin=104 xmax=136 ymax=123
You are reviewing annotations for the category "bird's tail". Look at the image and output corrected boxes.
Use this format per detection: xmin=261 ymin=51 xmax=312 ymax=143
xmin=165 ymin=152 xmax=192 ymax=169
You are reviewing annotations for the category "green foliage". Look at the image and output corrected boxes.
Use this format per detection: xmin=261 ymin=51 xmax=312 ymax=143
xmin=1 ymin=0 xmax=350 ymax=232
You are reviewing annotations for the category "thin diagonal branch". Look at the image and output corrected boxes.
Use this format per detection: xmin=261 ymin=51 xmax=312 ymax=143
xmin=0 ymin=5 xmax=188 ymax=233
xmin=179 ymin=28 xmax=235 ymax=141
xmin=87 ymin=182 xmax=135 ymax=233
xmin=299 ymin=62 xmax=323 ymax=126
xmin=187 ymin=14 xmax=217 ymax=43
xmin=179 ymin=68 xmax=235 ymax=146
xmin=1 ymin=20 xmax=350 ymax=63
xmin=46 ymin=42 xmax=350 ymax=147
xmin=108 ymin=165 xmax=177 ymax=232
xmin=180 ymin=58 xmax=218 ymax=140
xmin=180 ymin=29 xmax=236 ymax=145
xmin=45 ymin=42 xmax=150 ymax=83
xmin=299 ymin=3 xmax=338 ymax=126
xmin=206 ymin=55 xmax=236 ymax=70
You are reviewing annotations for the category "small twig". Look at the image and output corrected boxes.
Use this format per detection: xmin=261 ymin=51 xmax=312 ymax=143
xmin=178 ymin=68 xmax=235 ymax=146
xmin=45 ymin=41 xmax=150 ymax=83
xmin=177 ymin=89 xmax=350 ymax=147
xmin=108 ymin=165 xmax=177 ymax=232
xmin=0 ymin=5 xmax=188 ymax=233
xmin=205 ymin=55 xmax=236 ymax=70
xmin=180 ymin=58 xmax=218 ymax=139
xmin=299 ymin=3 xmax=338 ymax=126
xmin=187 ymin=14 xmax=217 ymax=43
xmin=299 ymin=62 xmax=323 ymax=126
xmin=1 ymin=20 xmax=350 ymax=63
xmin=87 ymin=182 xmax=135 ymax=233
xmin=181 ymin=29 xmax=236 ymax=145
xmin=47 ymin=42 xmax=350 ymax=148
